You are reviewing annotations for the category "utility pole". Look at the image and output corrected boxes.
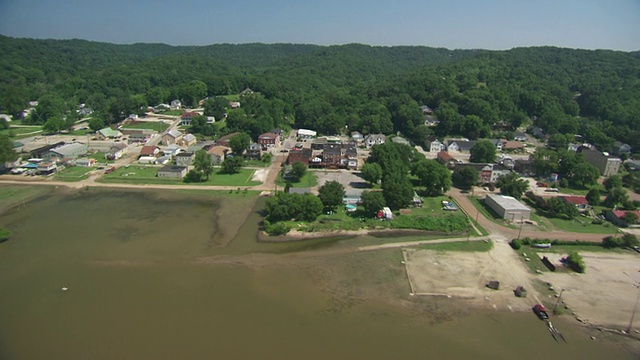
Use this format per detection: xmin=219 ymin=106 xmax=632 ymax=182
xmin=627 ymin=284 xmax=640 ymax=333
xmin=553 ymin=288 xmax=565 ymax=313
xmin=517 ymin=214 xmax=524 ymax=240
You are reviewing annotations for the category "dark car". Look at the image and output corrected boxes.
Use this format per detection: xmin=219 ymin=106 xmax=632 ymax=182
xmin=532 ymin=304 xmax=549 ymax=320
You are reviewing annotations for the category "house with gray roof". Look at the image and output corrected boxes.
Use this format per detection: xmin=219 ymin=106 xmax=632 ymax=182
xmin=391 ymin=136 xmax=410 ymax=146
xmin=175 ymin=152 xmax=195 ymax=166
xmin=425 ymin=137 xmax=446 ymax=152
xmin=447 ymin=140 xmax=476 ymax=153
xmin=105 ymin=142 xmax=128 ymax=160
xmin=513 ymin=132 xmax=528 ymax=141
xmin=364 ymin=134 xmax=386 ymax=149
xmin=44 ymin=143 xmax=88 ymax=161
xmin=157 ymin=165 xmax=187 ymax=179
xmin=162 ymin=129 xmax=183 ymax=145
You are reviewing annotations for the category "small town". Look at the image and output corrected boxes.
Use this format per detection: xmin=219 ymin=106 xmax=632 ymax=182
xmin=1 ymin=8 xmax=639 ymax=358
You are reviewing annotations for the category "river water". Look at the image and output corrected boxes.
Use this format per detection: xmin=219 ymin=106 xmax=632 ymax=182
xmin=0 ymin=187 xmax=634 ymax=359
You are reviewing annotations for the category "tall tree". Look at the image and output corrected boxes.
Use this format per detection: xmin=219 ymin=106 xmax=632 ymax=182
xmin=496 ymin=172 xmax=529 ymax=199
xmin=452 ymin=167 xmax=479 ymax=190
xmin=382 ymin=171 xmax=414 ymax=210
xmin=318 ymin=181 xmax=345 ymax=211
xmin=228 ymin=132 xmax=251 ymax=156
xmin=0 ymin=135 xmax=18 ymax=163
xmin=412 ymin=159 xmax=451 ymax=196
xmin=469 ymin=140 xmax=496 ymax=163
xmin=360 ymin=191 xmax=386 ymax=216
xmin=289 ymin=161 xmax=307 ymax=182
xmin=193 ymin=149 xmax=213 ymax=180
xmin=360 ymin=162 xmax=383 ymax=186
xmin=221 ymin=156 xmax=243 ymax=174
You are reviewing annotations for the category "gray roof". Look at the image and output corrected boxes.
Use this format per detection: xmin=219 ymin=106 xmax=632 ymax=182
xmin=486 ymin=194 xmax=530 ymax=211
xmin=166 ymin=129 xmax=183 ymax=138
xmin=50 ymin=142 xmax=87 ymax=157
xmin=182 ymin=133 xmax=196 ymax=142
xmin=288 ymin=188 xmax=313 ymax=195
xmin=158 ymin=165 xmax=187 ymax=173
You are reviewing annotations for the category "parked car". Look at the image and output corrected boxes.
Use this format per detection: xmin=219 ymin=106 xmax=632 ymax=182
xmin=536 ymin=182 xmax=548 ymax=187
xmin=532 ymin=304 xmax=549 ymax=320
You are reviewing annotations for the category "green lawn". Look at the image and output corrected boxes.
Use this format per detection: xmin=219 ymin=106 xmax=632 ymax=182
xmin=99 ymin=165 xmax=261 ymax=186
xmin=156 ymin=110 xmax=183 ymax=116
xmin=53 ymin=166 xmax=94 ymax=182
xmin=69 ymin=129 xmax=92 ymax=136
xmin=244 ymin=159 xmax=271 ymax=168
xmin=0 ymin=186 xmax=51 ymax=212
xmin=122 ymin=121 xmax=170 ymax=132
xmin=0 ymin=126 xmax=43 ymax=139
xmin=87 ymin=152 xmax=114 ymax=164
xmin=283 ymin=196 xmax=472 ymax=234
xmin=417 ymin=240 xmax=493 ymax=252
xmin=276 ymin=171 xmax=318 ymax=188
xmin=546 ymin=216 xmax=616 ymax=234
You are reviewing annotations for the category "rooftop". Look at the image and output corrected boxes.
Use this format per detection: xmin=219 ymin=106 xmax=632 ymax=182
xmin=486 ymin=194 xmax=530 ymax=211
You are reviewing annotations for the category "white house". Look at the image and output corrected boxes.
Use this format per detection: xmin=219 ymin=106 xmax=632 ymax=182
xmin=364 ymin=134 xmax=386 ymax=149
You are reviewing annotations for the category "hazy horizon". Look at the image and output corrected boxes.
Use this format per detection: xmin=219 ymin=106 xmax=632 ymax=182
xmin=1 ymin=0 xmax=639 ymax=51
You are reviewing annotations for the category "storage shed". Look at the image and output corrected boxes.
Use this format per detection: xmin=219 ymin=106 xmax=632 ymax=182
xmin=484 ymin=194 xmax=531 ymax=221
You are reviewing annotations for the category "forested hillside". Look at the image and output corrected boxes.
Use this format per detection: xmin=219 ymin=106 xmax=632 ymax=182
xmin=1 ymin=35 xmax=639 ymax=150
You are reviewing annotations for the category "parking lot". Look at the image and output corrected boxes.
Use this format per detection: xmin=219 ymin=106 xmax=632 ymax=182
xmin=314 ymin=169 xmax=368 ymax=191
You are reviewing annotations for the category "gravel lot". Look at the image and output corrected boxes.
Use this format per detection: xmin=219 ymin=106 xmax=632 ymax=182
xmin=539 ymin=252 xmax=640 ymax=328
xmin=403 ymin=239 xmax=542 ymax=313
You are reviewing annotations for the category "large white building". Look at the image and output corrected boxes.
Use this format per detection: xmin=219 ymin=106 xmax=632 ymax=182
xmin=484 ymin=194 xmax=531 ymax=221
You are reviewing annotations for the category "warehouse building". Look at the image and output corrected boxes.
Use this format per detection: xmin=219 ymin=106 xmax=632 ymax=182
xmin=484 ymin=194 xmax=531 ymax=221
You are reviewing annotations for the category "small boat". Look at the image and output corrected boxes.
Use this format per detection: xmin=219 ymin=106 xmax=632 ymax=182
xmin=532 ymin=243 xmax=552 ymax=249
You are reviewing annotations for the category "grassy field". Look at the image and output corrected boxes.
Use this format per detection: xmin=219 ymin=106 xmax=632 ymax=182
xmin=0 ymin=126 xmax=43 ymax=139
xmin=122 ymin=121 xmax=170 ymax=132
xmin=546 ymin=216 xmax=616 ymax=234
xmin=53 ymin=167 xmax=94 ymax=182
xmin=99 ymin=165 xmax=261 ymax=186
xmin=417 ymin=240 xmax=493 ymax=252
xmin=156 ymin=110 xmax=183 ymax=116
xmin=285 ymin=196 xmax=471 ymax=234
xmin=276 ymin=171 xmax=318 ymax=188
xmin=0 ymin=186 xmax=52 ymax=212
xmin=87 ymin=152 xmax=114 ymax=164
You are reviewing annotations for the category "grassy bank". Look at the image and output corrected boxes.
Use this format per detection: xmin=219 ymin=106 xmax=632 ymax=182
xmin=418 ymin=240 xmax=493 ymax=252
xmin=0 ymin=185 xmax=52 ymax=213
xmin=53 ymin=167 xmax=94 ymax=182
xmin=99 ymin=165 xmax=261 ymax=186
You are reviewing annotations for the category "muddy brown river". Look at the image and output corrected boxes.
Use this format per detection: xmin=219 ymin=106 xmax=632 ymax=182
xmin=0 ymin=187 xmax=635 ymax=359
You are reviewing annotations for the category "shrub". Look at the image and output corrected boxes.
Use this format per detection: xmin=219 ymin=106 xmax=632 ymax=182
xmin=510 ymin=238 xmax=522 ymax=249
xmin=566 ymin=251 xmax=586 ymax=273
xmin=263 ymin=220 xmax=291 ymax=236
xmin=0 ymin=228 xmax=11 ymax=242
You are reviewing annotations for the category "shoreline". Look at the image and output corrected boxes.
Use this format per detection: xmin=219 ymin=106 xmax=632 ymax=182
xmin=257 ymin=227 xmax=468 ymax=242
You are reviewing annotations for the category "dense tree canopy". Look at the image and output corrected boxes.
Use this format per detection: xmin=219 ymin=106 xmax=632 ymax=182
xmin=318 ymin=181 xmax=345 ymax=210
xmin=495 ymin=172 xmax=529 ymax=199
xmin=411 ymin=159 xmax=452 ymax=196
xmin=469 ymin=140 xmax=496 ymax=163
xmin=1 ymin=36 xmax=639 ymax=151
xmin=452 ymin=167 xmax=479 ymax=190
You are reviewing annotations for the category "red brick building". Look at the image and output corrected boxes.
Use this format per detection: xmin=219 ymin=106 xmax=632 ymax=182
xmin=258 ymin=132 xmax=280 ymax=148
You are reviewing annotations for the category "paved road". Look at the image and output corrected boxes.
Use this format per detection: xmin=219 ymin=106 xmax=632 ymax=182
xmin=448 ymin=187 xmax=609 ymax=242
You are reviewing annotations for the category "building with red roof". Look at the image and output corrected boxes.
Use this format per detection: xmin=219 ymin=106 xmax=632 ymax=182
xmin=560 ymin=196 xmax=590 ymax=210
